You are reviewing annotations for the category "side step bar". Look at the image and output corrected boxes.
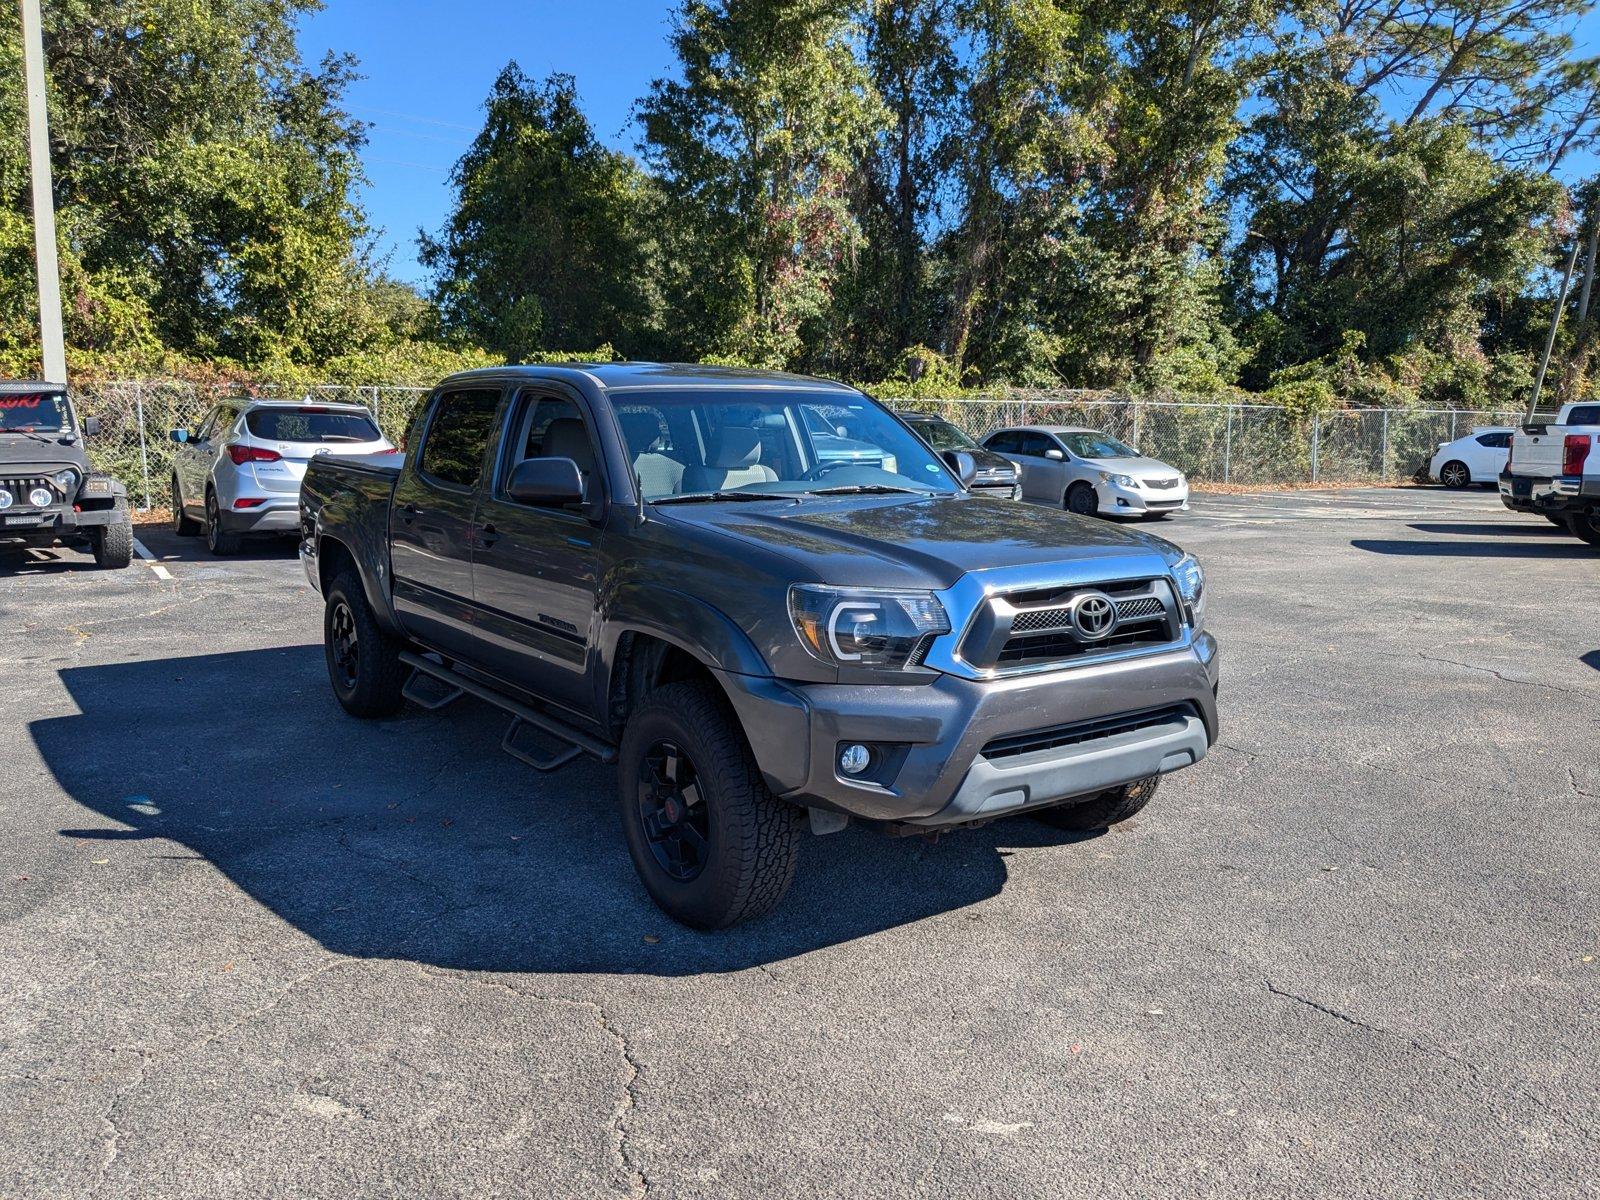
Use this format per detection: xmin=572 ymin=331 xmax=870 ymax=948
xmin=399 ymin=651 xmax=617 ymax=769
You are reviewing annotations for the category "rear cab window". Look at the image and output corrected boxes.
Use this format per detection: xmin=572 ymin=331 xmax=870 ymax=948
xmin=418 ymin=389 xmax=502 ymax=489
xmin=1568 ymin=405 xmax=1600 ymax=427
xmin=247 ymin=407 xmax=381 ymax=444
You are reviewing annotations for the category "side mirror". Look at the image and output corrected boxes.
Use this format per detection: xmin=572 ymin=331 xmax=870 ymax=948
xmin=169 ymin=429 xmax=189 ymax=443
xmin=83 ymin=415 xmax=101 ymax=437
xmin=941 ymin=449 xmax=978 ymax=487
xmin=1044 ymin=448 xmax=1065 ymax=461
xmin=507 ymin=456 xmax=585 ymax=507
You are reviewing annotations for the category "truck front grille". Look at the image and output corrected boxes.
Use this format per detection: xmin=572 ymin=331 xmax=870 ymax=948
xmin=0 ymin=475 xmax=67 ymax=510
xmin=959 ymin=577 xmax=1181 ymax=672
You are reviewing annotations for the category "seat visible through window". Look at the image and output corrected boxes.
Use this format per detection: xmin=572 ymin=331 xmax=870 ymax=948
xmin=682 ymin=428 xmax=778 ymax=493
xmin=619 ymin=410 xmax=686 ymax=497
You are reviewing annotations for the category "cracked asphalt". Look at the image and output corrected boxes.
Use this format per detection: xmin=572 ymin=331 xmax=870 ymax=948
xmin=2 ymin=486 xmax=1597 ymax=1199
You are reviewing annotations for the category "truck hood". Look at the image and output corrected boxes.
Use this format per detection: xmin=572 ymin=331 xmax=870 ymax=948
xmin=0 ymin=433 xmax=90 ymax=470
xmin=656 ymin=493 xmax=1179 ymax=590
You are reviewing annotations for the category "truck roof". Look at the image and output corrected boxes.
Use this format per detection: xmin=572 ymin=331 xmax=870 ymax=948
xmin=438 ymin=362 xmax=861 ymax=395
xmin=0 ymin=380 xmax=66 ymax=395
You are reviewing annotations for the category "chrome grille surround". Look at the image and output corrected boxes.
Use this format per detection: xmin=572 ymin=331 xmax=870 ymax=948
xmin=921 ymin=556 xmax=1194 ymax=680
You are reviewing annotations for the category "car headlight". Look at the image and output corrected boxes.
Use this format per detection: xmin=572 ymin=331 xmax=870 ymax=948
xmin=1100 ymin=472 xmax=1137 ymax=488
xmin=1173 ymin=554 xmax=1205 ymax=627
xmin=789 ymin=585 xmax=951 ymax=670
xmin=51 ymin=468 xmax=79 ymax=496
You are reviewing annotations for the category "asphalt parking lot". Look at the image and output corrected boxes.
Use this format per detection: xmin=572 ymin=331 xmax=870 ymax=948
xmin=2 ymin=487 xmax=1597 ymax=1199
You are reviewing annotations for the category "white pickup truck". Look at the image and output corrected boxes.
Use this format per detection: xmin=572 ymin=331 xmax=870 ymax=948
xmin=1501 ymin=400 xmax=1600 ymax=546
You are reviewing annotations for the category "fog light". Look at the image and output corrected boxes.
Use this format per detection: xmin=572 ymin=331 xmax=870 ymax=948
xmin=838 ymin=744 xmax=872 ymax=776
xmin=28 ymin=487 xmax=52 ymax=507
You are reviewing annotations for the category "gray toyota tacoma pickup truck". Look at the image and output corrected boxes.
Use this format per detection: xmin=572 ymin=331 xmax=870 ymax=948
xmin=1 ymin=380 xmax=132 ymax=567
xmin=300 ymin=364 xmax=1220 ymax=928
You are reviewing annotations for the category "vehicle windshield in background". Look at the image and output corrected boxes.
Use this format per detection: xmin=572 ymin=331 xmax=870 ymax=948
xmin=246 ymin=407 xmax=381 ymax=443
xmin=0 ymin=391 xmax=70 ymax=433
xmin=1060 ymin=431 xmax=1137 ymax=459
xmin=910 ymin=417 xmax=980 ymax=453
xmin=612 ymin=390 xmax=961 ymax=502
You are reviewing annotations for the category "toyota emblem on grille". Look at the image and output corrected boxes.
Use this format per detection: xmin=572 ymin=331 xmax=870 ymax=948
xmin=1070 ymin=591 xmax=1118 ymax=640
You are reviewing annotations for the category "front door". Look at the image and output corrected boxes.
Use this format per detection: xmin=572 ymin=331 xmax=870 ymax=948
xmin=390 ymin=386 xmax=503 ymax=658
xmin=468 ymin=388 xmax=604 ymax=717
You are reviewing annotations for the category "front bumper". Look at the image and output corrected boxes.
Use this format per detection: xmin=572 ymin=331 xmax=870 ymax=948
xmin=720 ymin=633 xmax=1220 ymax=827
xmin=0 ymin=503 xmax=123 ymax=538
xmin=1097 ymin=479 xmax=1190 ymax=516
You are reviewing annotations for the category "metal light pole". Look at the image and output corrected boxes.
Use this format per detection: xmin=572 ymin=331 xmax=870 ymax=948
xmin=1528 ymin=240 xmax=1579 ymax=423
xmin=19 ymin=0 xmax=66 ymax=384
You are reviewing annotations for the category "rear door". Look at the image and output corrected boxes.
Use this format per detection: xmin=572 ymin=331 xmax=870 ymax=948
xmin=467 ymin=386 xmax=605 ymax=715
xmin=390 ymin=386 xmax=504 ymax=657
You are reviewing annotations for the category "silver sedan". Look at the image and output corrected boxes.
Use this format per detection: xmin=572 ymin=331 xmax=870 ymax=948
xmin=981 ymin=425 xmax=1190 ymax=518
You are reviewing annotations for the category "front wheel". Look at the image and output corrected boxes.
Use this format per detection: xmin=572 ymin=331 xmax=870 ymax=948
xmin=1439 ymin=460 xmax=1471 ymax=489
xmin=324 ymin=571 xmax=407 ymax=717
xmin=618 ymin=680 xmax=801 ymax=929
xmin=1065 ymin=482 xmax=1098 ymax=516
xmin=1033 ymin=775 xmax=1160 ymax=831
xmin=91 ymin=505 xmax=133 ymax=569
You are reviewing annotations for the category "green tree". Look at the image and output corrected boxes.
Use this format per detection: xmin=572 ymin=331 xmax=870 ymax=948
xmin=422 ymin=66 xmax=652 ymax=360
xmin=639 ymin=0 xmax=885 ymax=368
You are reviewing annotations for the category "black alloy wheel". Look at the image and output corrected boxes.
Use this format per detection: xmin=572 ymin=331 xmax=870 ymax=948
xmin=329 ymin=598 xmax=359 ymax=692
xmin=637 ymin=740 xmax=711 ymax=882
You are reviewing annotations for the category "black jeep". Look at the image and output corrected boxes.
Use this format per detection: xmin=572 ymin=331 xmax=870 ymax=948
xmin=0 ymin=381 xmax=133 ymax=568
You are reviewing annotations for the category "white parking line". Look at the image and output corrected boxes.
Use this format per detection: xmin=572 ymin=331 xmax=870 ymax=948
xmin=132 ymin=537 xmax=173 ymax=581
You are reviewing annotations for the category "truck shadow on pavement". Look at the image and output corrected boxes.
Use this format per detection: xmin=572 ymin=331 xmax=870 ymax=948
xmin=1351 ymin=537 xmax=1596 ymax=559
xmin=136 ymin=527 xmax=302 ymax=564
xmin=35 ymin=648 xmax=1084 ymax=975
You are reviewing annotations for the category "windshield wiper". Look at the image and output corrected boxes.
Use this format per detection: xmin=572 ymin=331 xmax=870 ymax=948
xmin=802 ymin=484 xmax=935 ymax=497
xmin=651 ymin=490 xmax=788 ymax=505
xmin=0 ymin=430 xmax=56 ymax=443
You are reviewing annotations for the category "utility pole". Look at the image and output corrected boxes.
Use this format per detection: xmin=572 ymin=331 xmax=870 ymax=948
xmin=19 ymin=0 xmax=66 ymax=384
xmin=1528 ymin=240 xmax=1579 ymax=423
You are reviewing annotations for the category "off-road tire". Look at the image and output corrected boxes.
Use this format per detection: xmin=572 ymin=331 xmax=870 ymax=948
xmin=1567 ymin=512 xmax=1600 ymax=548
xmin=1033 ymin=775 xmax=1161 ymax=832
xmin=205 ymin=487 xmax=241 ymax=556
xmin=324 ymin=570 xmax=407 ymax=718
xmin=1439 ymin=460 xmax=1471 ymax=489
xmin=1066 ymin=482 xmax=1098 ymax=516
xmin=172 ymin=475 xmax=201 ymax=536
xmin=91 ymin=505 xmax=133 ymax=569
xmin=618 ymin=680 xmax=801 ymax=929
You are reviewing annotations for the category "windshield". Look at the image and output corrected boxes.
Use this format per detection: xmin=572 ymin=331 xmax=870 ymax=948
xmin=246 ymin=407 xmax=382 ymax=443
xmin=0 ymin=391 xmax=71 ymax=434
xmin=907 ymin=417 xmax=978 ymax=453
xmin=611 ymin=389 xmax=960 ymax=502
xmin=1060 ymin=431 xmax=1137 ymax=459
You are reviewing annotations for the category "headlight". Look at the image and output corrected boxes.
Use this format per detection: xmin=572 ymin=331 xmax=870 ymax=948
xmin=1173 ymin=554 xmax=1205 ymax=627
xmin=52 ymin=468 xmax=79 ymax=495
xmin=789 ymin=585 xmax=951 ymax=670
xmin=1100 ymin=472 xmax=1137 ymax=488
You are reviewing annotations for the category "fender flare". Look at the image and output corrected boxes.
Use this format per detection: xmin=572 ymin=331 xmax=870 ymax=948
xmin=596 ymin=583 xmax=773 ymax=709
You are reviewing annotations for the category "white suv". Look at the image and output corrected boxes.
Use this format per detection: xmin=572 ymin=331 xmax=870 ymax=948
xmin=170 ymin=399 xmax=395 ymax=554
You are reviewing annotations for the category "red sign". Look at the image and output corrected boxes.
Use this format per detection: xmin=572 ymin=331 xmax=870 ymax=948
xmin=0 ymin=397 xmax=43 ymax=409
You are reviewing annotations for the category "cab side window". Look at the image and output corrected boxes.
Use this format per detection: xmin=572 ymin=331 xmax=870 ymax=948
xmin=419 ymin=389 xmax=501 ymax=489
xmin=1018 ymin=432 xmax=1058 ymax=458
xmin=986 ymin=430 xmax=1019 ymax=453
xmin=500 ymin=391 xmax=600 ymax=503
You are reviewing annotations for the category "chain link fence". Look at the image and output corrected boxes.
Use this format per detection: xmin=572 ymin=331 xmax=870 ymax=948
xmin=69 ymin=379 xmax=1545 ymax=509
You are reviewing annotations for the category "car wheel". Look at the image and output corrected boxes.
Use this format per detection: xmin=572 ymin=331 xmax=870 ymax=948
xmin=1065 ymin=482 xmax=1098 ymax=516
xmin=619 ymin=679 xmax=801 ymax=929
xmin=91 ymin=504 xmax=134 ymax=569
xmin=205 ymin=488 xmax=241 ymax=556
xmin=324 ymin=570 xmax=407 ymax=717
xmin=1033 ymin=775 xmax=1160 ymax=831
xmin=1439 ymin=461 xmax=1471 ymax=489
xmin=1567 ymin=513 xmax=1600 ymax=548
xmin=172 ymin=475 xmax=201 ymax=536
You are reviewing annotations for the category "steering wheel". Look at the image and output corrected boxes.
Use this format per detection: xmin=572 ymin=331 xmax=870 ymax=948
xmin=799 ymin=460 xmax=854 ymax=482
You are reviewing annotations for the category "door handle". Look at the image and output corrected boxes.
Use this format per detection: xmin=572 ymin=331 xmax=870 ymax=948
xmin=400 ymin=503 xmax=418 ymax=523
xmin=477 ymin=522 xmax=500 ymax=548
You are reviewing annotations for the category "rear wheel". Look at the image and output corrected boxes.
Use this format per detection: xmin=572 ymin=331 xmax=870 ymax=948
xmin=1033 ymin=775 xmax=1160 ymax=831
xmin=205 ymin=488 xmax=241 ymax=556
xmin=1065 ymin=482 xmax=1098 ymax=516
xmin=1567 ymin=512 xmax=1600 ymax=548
xmin=618 ymin=680 xmax=801 ymax=929
xmin=1439 ymin=460 xmax=1471 ymax=489
xmin=324 ymin=570 xmax=407 ymax=717
xmin=172 ymin=475 xmax=201 ymax=536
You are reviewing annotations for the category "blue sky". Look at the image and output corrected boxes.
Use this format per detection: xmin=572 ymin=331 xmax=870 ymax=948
xmin=297 ymin=0 xmax=679 ymax=286
xmin=300 ymin=1 xmax=1600 ymax=290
